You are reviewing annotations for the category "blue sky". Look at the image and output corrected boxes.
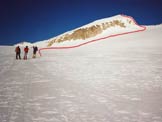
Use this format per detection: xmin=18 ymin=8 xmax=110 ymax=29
xmin=0 ymin=0 xmax=162 ymax=45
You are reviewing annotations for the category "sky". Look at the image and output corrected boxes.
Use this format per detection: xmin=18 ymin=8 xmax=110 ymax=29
xmin=0 ymin=0 xmax=162 ymax=45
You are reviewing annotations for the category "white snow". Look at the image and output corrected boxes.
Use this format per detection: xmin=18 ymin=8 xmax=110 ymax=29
xmin=0 ymin=23 xmax=162 ymax=122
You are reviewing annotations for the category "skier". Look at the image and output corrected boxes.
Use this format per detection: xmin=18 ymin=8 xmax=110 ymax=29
xmin=24 ymin=46 xmax=29 ymax=60
xmin=32 ymin=46 xmax=38 ymax=58
xmin=15 ymin=46 xmax=21 ymax=60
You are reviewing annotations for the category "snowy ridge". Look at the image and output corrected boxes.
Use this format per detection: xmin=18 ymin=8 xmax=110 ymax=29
xmin=14 ymin=14 xmax=145 ymax=48
xmin=38 ymin=15 xmax=147 ymax=56
xmin=81 ymin=15 xmax=137 ymax=28
xmin=39 ymin=14 xmax=143 ymax=47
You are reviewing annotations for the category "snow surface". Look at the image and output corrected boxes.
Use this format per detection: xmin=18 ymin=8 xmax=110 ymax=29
xmin=0 ymin=25 xmax=162 ymax=122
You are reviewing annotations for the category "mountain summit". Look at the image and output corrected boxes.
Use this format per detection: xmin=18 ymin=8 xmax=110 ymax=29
xmin=34 ymin=15 xmax=144 ymax=47
xmin=16 ymin=15 xmax=144 ymax=47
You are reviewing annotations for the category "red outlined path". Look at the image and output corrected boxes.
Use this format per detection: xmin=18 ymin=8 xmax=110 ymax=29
xmin=38 ymin=15 xmax=146 ymax=56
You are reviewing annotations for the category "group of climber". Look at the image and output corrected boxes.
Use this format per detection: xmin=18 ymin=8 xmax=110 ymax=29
xmin=15 ymin=46 xmax=38 ymax=60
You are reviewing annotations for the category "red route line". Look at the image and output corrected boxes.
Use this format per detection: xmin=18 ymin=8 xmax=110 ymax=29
xmin=39 ymin=14 xmax=146 ymax=56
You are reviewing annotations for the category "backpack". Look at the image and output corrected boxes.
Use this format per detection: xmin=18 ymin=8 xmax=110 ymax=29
xmin=24 ymin=47 xmax=29 ymax=53
xmin=15 ymin=47 xmax=20 ymax=53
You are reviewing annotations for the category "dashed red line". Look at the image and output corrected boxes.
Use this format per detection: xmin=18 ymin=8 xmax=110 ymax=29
xmin=39 ymin=15 xmax=146 ymax=56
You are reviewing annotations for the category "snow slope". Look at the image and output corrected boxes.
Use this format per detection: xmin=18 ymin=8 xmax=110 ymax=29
xmin=0 ymin=24 xmax=162 ymax=122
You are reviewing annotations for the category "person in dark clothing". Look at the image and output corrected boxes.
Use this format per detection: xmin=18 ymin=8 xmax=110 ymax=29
xmin=32 ymin=46 xmax=38 ymax=58
xmin=24 ymin=46 xmax=29 ymax=60
xmin=15 ymin=46 xmax=21 ymax=59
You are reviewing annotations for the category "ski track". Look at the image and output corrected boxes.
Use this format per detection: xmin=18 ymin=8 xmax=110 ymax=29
xmin=0 ymin=26 xmax=162 ymax=122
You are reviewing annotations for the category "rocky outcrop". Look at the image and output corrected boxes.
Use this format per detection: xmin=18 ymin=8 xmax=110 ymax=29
xmin=48 ymin=20 xmax=126 ymax=47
